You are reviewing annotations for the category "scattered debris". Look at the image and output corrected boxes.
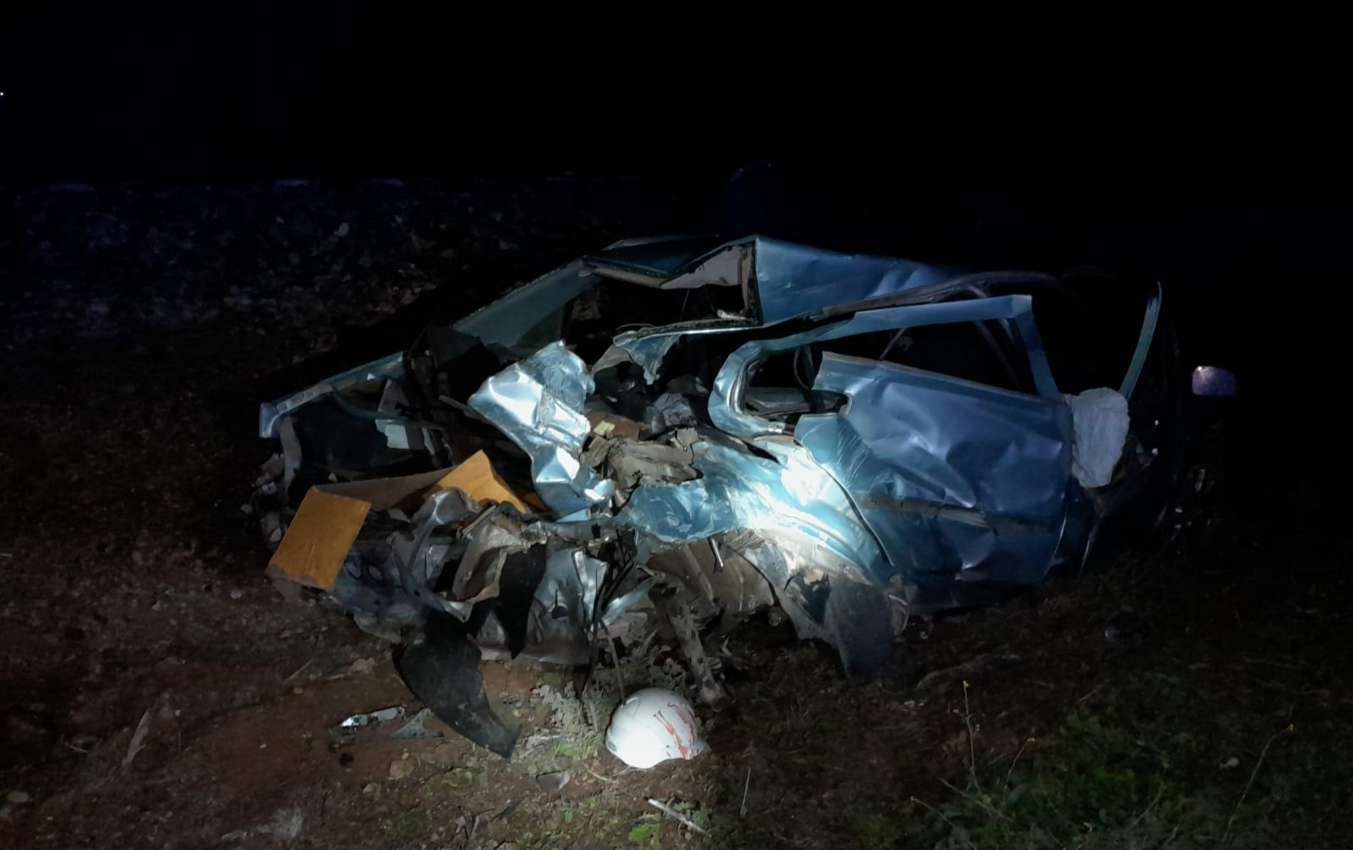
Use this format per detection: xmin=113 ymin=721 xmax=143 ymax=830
xmin=646 ymin=798 xmax=708 ymax=834
xmin=339 ymin=706 xmax=405 ymax=729
xmin=257 ymin=806 xmax=305 ymax=843
xmin=1104 ymin=609 xmax=1149 ymax=649
xmin=122 ymin=705 xmax=153 ymax=770
xmin=219 ymin=805 xmax=305 ymax=845
xmin=392 ymin=708 xmax=443 ymax=740
xmin=914 ymin=653 xmax=1023 ymax=694
xmin=422 ymin=742 xmax=458 ymax=768
xmin=388 ymin=757 xmax=415 ymax=781
xmin=337 ymin=657 xmax=377 ymax=677
xmin=282 ymin=659 xmax=315 ymax=682
xmin=453 ymin=812 xmax=487 ymax=843
xmin=253 ymin=236 xmax=1229 ymax=753
xmin=740 ymin=766 xmax=752 ymax=816
xmin=534 ymin=771 xmax=571 ymax=793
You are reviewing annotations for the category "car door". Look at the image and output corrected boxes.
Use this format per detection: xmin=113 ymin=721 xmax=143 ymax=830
xmin=709 ymin=295 xmax=1076 ymax=603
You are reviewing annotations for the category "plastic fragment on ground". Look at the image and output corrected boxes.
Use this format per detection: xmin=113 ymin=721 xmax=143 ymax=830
xmin=392 ymin=708 xmax=443 ymax=740
xmin=340 ymin=705 xmax=406 ymax=728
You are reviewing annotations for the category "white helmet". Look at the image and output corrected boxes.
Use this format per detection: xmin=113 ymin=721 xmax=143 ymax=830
xmin=605 ymin=688 xmax=707 ymax=769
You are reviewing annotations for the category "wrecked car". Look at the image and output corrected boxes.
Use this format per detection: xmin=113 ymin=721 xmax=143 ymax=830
xmin=252 ymin=235 xmax=1229 ymax=754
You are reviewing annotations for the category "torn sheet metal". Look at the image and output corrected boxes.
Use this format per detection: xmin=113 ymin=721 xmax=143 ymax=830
xmin=522 ymin=547 xmax=608 ymax=664
xmin=259 ymin=351 xmax=405 ymax=439
xmin=592 ymin=330 xmax=691 ymax=385
xmin=538 ymin=548 xmax=607 ymax=626
xmin=646 ymin=393 xmax=699 ymax=434
xmin=446 ymin=508 xmax=532 ymax=618
xmin=467 ymin=342 xmax=615 ymax=515
xmin=588 ymin=238 xmax=957 ymax=384
xmin=602 ymin=439 xmax=698 ymax=492
xmin=618 ymin=434 xmax=889 ymax=584
xmin=600 ymin=580 xmax=653 ymax=628
xmin=614 ymin=434 xmax=894 ymax=675
xmin=733 ymin=532 xmax=895 ymax=680
xmin=644 ymin=532 xmax=775 ymax=621
xmin=340 ymin=706 xmax=406 ymax=728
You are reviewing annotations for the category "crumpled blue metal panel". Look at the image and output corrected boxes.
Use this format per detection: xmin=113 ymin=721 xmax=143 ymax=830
xmin=617 ymin=436 xmax=889 ymax=585
xmin=467 ymin=342 xmax=614 ymax=515
xmin=538 ymin=547 xmax=608 ymax=627
xmin=703 ymin=294 xmax=1073 ymax=591
xmin=730 ymin=533 xmax=895 ymax=680
xmin=597 ymin=320 xmax=754 ymax=385
xmin=600 ymin=332 xmax=684 ymax=385
xmin=615 ymin=434 xmax=895 ymax=678
xmin=753 ymin=237 xmax=953 ymax=324
xmin=796 ymin=354 xmax=1072 ymax=587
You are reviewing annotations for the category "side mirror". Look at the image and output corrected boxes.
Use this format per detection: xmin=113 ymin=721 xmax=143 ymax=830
xmin=1191 ymin=366 xmax=1237 ymax=398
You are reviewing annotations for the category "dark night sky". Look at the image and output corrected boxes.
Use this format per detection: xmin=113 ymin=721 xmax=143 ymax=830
xmin=8 ymin=14 xmax=1353 ymax=427
xmin=9 ymin=11 xmax=1343 ymax=188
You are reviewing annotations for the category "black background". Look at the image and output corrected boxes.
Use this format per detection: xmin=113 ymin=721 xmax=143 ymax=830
xmin=7 ymin=12 xmax=1352 ymax=507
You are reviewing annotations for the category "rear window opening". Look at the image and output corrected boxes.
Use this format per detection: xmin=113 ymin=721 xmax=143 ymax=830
xmin=824 ymin=322 xmax=1025 ymax=393
xmin=743 ymin=320 xmax=1029 ymax=425
xmin=564 ymin=279 xmax=749 ymax=364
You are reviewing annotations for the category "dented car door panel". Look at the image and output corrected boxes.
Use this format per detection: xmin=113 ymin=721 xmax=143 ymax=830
xmin=707 ymin=293 xmax=1075 ymax=597
xmin=797 ymin=353 xmax=1072 ymax=589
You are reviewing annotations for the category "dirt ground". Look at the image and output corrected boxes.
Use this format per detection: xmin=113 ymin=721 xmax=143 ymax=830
xmin=4 ymin=180 xmax=1352 ymax=850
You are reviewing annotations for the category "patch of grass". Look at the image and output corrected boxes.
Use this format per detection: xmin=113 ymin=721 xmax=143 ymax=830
xmin=385 ymin=807 xmax=430 ymax=841
xmin=913 ymin=675 xmax=1351 ymax=849
xmin=667 ymin=799 xmax=712 ymax=833
xmin=552 ymin=739 xmax=590 ymax=761
xmin=849 ymin=812 xmax=910 ymax=848
xmin=628 ymin=821 xmax=661 ymax=844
